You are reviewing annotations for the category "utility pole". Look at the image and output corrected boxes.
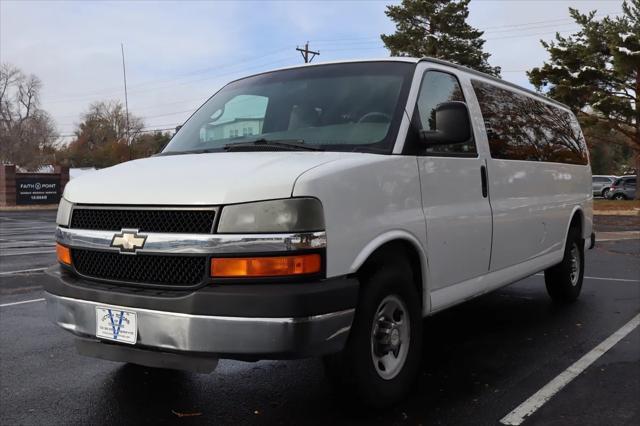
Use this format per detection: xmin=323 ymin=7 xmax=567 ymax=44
xmin=296 ymin=41 xmax=319 ymax=63
xmin=121 ymin=43 xmax=131 ymax=159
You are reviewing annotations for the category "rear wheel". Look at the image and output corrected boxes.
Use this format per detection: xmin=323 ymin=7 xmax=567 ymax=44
xmin=544 ymin=227 xmax=584 ymax=303
xmin=323 ymin=256 xmax=422 ymax=408
xmin=613 ymin=193 xmax=627 ymax=200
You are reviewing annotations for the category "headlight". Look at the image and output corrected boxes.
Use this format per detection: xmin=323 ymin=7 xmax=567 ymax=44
xmin=217 ymin=198 xmax=324 ymax=233
xmin=56 ymin=198 xmax=73 ymax=226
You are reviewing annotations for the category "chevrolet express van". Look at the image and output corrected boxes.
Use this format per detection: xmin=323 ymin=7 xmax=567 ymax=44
xmin=47 ymin=58 xmax=594 ymax=407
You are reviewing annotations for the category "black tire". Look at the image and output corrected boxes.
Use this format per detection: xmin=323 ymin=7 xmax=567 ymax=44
xmin=601 ymin=188 xmax=610 ymax=198
xmin=544 ymin=227 xmax=584 ymax=303
xmin=613 ymin=193 xmax=627 ymax=200
xmin=323 ymin=255 xmax=422 ymax=408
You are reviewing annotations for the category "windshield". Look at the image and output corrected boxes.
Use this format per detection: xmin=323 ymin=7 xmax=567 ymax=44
xmin=162 ymin=62 xmax=415 ymax=154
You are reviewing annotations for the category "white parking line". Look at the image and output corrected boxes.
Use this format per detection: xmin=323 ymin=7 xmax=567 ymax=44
xmin=0 ymin=250 xmax=56 ymax=257
xmin=0 ymin=298 xmax=46 ymax=308
xmin=534 ymin=273 xmax=639 ymax=283
xmin=0 ymin=267 xmax=48 ymax=276
xmin=583 ymin=275 xmax=640 ymax=283
xmin=500 ymin=313 xmax=640 ymax=425
xmin=0 ymin=227 xmax=56 ymax=233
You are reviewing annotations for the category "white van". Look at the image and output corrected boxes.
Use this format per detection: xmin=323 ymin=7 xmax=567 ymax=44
xmin=47 ymin=58 xmax=594 ymax=407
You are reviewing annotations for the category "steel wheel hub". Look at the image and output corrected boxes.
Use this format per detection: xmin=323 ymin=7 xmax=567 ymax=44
xmin=371 ymin=295 xmax=410 ymax=380
xmin=569 ymin=243 xmax=580 ymax=286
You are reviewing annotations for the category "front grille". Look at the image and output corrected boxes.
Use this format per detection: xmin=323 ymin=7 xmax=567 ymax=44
xmin=71 ymin=249 xmax=206 ymax=286
xmin=70 ymin=208 xmax=216 ymax=233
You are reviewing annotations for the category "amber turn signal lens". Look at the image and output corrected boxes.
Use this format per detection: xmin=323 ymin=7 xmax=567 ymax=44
xmin=211 ymin=254 xmax=321 ymax=278
xmin=56 ymin=243 xmax=71 ymax=265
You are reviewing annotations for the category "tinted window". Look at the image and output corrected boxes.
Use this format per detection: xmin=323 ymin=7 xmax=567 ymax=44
xmin=471 ymin=80 xmax=588 ymax=165
xmin=415 ymin=71 xmax=476 ymax=155
xmin=624 ymin=178 xmax=636 ymax=186
xmin=593 ymin=177 xmax=609 ymax=183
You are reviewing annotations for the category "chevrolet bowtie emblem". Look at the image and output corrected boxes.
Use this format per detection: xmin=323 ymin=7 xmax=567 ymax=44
xmin=111 ymin=230 xmax=147 ymax=253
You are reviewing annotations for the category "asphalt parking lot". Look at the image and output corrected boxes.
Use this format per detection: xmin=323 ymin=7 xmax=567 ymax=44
xmin=1 ymin=210 xmax=638 ymax=425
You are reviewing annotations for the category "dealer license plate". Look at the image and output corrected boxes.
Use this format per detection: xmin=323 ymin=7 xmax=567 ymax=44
xmin=95 ymin=306 xmax=137 ymax=344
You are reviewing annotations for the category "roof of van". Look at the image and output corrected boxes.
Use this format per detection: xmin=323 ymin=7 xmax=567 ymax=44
xmin=233 ymin=57 xmax=571 ymax=111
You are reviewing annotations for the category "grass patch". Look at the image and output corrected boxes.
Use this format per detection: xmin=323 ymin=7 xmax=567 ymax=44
xmin=594 ymin=199 xmax=640 ymax=211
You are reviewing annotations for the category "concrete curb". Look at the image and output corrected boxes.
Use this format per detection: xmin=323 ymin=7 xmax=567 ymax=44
xmin=594 ymin=210 xmax=640 ymax=216
xmin=596 ymin=231 xmax=640 ymax=241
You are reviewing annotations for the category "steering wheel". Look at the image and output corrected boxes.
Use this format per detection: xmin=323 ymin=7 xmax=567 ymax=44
xmin=358 ymin=112 xmax=392 ymax=123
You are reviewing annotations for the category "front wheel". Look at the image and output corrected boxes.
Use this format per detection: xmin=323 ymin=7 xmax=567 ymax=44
xmin=601 ymin=188 xmax=610 ymax=198
xmin=323 ymin=256 xmax=422 ymax=408
xmin=544 ymin=227 xmax=584 ymax=303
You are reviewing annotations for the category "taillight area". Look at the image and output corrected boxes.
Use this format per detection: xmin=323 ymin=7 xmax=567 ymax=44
xmin=211 ymin=254 xmax=322 ymax=278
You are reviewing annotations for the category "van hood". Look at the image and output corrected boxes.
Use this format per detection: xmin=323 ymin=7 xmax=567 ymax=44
xmin=63 ymin=151 xmax=348 ymax=205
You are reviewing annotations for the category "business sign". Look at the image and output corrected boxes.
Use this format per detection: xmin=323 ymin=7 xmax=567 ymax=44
xmin=16 ymin=176 xmax=61 ymax=205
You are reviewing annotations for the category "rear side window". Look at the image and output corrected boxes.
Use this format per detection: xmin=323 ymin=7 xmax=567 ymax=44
xmin=415 ymin=71 xmax=477 ymax=156
xmin=471 ymin=80 xmax=588 ymax=165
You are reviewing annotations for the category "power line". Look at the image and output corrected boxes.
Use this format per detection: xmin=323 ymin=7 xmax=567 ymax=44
xmin=45 ymin=55 xmax=294 ymax=105
xmin=43 ymin=10 xmax=622 ymax=103
xmin=44 ymin=47 xmax=293 ymax=103
xmin=57 ymin=126 xmax=178 ymax=138
xmin=480 ymin=11 xmax=620 ymax=30
xmin=48 ymin=9 xmax=624 ymax=138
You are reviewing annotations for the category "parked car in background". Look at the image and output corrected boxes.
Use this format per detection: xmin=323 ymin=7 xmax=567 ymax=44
xmin=606 ymin=176 xmax=637 ymax=200
xmin=592 ymin=175 xmax=617 ymax=198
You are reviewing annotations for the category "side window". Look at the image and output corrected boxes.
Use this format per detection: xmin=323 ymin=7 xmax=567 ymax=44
xmin=200 ymin=95 xmax=268 ymax=143
xmin=415 ymin=71 xmax=477 ymax=155
xmin=471 ymin=80 xmax=588 ymax=165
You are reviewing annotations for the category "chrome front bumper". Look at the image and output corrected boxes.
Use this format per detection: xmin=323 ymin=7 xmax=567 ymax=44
xmin=45 ymin=292 xmax=354 ymax=358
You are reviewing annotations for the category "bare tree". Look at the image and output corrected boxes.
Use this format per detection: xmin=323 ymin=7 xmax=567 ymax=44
xmin=59 ymin=100 xmax=145 ymax=168
xmin=0 ymin=63 xmax=58 ymax=169
xmin=75 ymin=100 xmax=143 ymax=148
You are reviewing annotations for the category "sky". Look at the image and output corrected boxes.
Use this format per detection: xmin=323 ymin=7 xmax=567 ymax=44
xmin=0 ymin=0 xmax=625 ymax=141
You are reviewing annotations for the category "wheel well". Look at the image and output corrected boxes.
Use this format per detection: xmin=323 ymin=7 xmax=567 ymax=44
xmin=569 ymin=210 xmax=583 ymax=234
xmin=356 ymin=240 xmax=423 ymax=306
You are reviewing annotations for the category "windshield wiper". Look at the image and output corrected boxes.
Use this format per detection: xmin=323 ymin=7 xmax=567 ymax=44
xmin=156 ymin=148 xmax=222 ymax=157
xmin=223 ymin=138 xmax=323 ymax=151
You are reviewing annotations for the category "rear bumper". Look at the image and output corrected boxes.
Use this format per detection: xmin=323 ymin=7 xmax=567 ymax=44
xmin=44 ymin=267 xmax=358 ymax=360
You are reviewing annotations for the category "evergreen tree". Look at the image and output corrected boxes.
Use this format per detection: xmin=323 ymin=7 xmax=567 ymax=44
xmin=381 ymin=0 xmax=500 ymax=76
xmin=528 ymin=0 xmax=639 ymax=196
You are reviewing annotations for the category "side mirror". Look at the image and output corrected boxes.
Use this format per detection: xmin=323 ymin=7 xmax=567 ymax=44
xmin=420 ymin=101 xmax=472 ymax=145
